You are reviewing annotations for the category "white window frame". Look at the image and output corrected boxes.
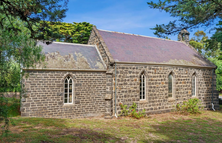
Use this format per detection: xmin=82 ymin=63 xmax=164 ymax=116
xmin=140 ymin=72 xmax=146 ymax=100
xmin=192 ymin=74 xmax=196 ymax=97
xmin=64 ymin=76 xmax=74 ymax=104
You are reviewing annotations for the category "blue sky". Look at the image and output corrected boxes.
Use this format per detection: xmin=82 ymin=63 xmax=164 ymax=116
xmin=63 ymin=0 xmax=214 ymax=41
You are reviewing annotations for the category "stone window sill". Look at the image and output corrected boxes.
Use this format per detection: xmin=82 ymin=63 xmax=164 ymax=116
xmin=138 ymin=100 xmax=148 ymax=103
xmin=168 ymin=97 xmax=176 ymax=102
xmin=191 ymin=96 xmax=198 ymax=99
xmin=63 ymin=104 xmax=75 ymax=107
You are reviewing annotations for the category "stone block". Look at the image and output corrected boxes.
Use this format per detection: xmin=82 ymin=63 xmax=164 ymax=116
xmin=105 ymin=94 xmax=112 ymax=99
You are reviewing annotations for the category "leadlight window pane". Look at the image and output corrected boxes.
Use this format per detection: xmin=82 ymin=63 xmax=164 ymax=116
xmin=192 ymin=75 xmax=196 ymax=96
xmin=69 ymin=94 xmax=72 ymax=102
xmin=168 ymin=74 xmax=172 ymax=97
xmin=140 ymin=73 xmax=145 ymax=100
xmin=64 ymin=76 xmax=73 ymax=104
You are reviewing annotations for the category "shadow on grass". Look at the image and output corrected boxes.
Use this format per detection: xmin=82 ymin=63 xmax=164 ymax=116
xmin=2 ymin=117 xmax=123 ymax=143
xmin=2 ymin=109 xmax=222 ymax=143
xmin=140 ymin=110 xmax=222 ymax=143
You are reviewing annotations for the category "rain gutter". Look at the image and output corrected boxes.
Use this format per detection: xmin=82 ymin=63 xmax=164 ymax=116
xmin=22 ymin=68 xmax=107 ymax=72
xmin=115 ymin=61 xmax=216 ymax=69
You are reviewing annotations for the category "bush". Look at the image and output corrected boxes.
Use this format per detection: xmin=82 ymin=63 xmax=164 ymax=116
xmin=119 ymin=102 xmax=146 ymax=119
xmin=0 ymin=95 xmax=19 ymax=136
xmin=175 ymin=98 xmax=202 ymax=114
xmin=119 ymin=104 xmax=129 ymax=116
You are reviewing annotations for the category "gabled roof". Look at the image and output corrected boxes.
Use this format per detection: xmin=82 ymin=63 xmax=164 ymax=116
xmin=96 ymin=29 xmax=215 ymax=67
xmin=37 ymin=42 xmax=106 ymax=70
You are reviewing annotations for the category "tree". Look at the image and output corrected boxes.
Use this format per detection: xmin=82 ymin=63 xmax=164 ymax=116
xmin=0 ymin=0 xmax=68 ymax=135
xmin=189 ymin=30 xmax=208 ymax=54
xmin=41 ymin=21 xmax=93 ymax=44
xmin=147 ymin=0 xmax=222 ymax=38
xmin=0 ymin=0 xmax=68 ymax=39
xmin=0 ymin=60 xmax=21 ymax=92
xmin=205 ymin=22 xmax=222 ymax=57
xmin=0 ymin=0 xmax=69 ymax=92
xmin=209 ymin=57 xmax=222 ymax=91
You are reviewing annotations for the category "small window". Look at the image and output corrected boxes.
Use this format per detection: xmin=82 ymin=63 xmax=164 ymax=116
xmin=168 ymin=73 xmax=173 ymax=97
xmin=192 ymin=74 xmax=196 ymax=96
xmin=140 ymin=72 xmax=145 ymax=100
xmin=64 ymin=76 xmax=73 ymax=104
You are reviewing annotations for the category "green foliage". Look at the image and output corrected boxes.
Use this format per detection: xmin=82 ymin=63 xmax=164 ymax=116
xmin=189 ymin=41 xmax=204 ymax=53
xmin=147 ymin=0 xmax=222 ymax=38
xmin=119 ymin=102 xmax=146 ymax=119
xmin=165 ymin=36 xmax=171 ymax=40
xmin=205 ymin=22 xmax=222 ymax=57
xmin=208 ymin=57 xmax=222 ymax=91
xmin=0 ymin=0 xmax=68 ymax=138
xmin=0 ymin=95 xmax=18 ymax=136
xmin=0 ymin=61 xmax=21 ymax=92
xmin=175 ymin=98 xmax=202 ymax=114
xmin=119 ymin=103 xmax=129 ymax=116
xmin=0 ymin=0 xmax=69 ymax=39
xmin=40 ymin=21 xmax=93 ymax=44
xmin=0 ymin=15 xmax=45 ymax=93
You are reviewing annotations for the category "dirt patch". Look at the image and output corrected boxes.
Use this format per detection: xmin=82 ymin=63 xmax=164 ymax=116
xmin=50 ymin=128 xmax=124 ymax=142
xmin=125 ymin=123 xmax=141 ymax=128
xmin=9 ymin=125 xmax=23 ymax=134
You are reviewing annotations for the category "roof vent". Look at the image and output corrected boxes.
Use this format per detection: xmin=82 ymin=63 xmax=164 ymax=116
xmin=178 ymin=29 xmax=190 ymax=44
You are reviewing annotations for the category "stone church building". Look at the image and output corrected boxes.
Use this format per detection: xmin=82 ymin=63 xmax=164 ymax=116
xmin=21 ymin=26 xmax=219 ymax=119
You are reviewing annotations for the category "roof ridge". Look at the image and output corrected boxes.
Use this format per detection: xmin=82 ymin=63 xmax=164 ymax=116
xmin=98 ymin=29 xmax=182 ymax=43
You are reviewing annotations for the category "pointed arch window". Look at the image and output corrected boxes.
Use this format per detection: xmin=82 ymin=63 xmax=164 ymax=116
xmin=140 ymin=72 xmax=146 ymax=100
xmin=168 ymin=73 xmax=173 ymax=97
xmin=192 ymin=73 xmax=196 ymax=96
xmin=64 ymin=76 xmax=73 ymax=104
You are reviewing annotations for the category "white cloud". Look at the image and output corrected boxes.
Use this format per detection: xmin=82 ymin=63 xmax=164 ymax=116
xmin=63 ymin=0 xmax=178 ymax=39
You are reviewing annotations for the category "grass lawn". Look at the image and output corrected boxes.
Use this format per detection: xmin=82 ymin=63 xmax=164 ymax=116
xmin=1 ymin=107 xmax=222 ymax=143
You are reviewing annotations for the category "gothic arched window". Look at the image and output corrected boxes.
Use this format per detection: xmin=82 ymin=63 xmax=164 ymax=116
xmin=64 ymin=76 xmax=73 ymax=104
xmin=140 ymin=72 xmax=146 ymax=100
xmin=168 ymin=73 xmax=173 ymax=98
xmin=192 ymin=73 xmax=196 ymax=96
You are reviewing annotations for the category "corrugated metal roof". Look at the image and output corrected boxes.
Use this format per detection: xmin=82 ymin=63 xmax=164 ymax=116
xmin=37 ymin=42 xmax=106 ymax=69
xmin=98 ymin=29 xmax=214 ymax=67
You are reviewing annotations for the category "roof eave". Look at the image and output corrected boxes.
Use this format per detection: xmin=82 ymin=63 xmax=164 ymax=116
xmin=115 ymin=61 xmax=216 ymax=69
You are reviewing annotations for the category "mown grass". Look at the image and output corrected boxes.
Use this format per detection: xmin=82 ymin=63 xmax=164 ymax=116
xmin=1 ymin=107 xmax=222 ymax=143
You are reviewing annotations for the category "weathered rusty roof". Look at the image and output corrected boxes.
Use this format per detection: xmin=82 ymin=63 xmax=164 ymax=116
xmin=37 ymin=42 xmax=106 ymax=69
xmin=97 ymin=29 xmax=214 ymax=67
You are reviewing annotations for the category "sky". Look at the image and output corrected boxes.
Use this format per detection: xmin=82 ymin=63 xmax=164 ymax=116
xmin=63 ymin=0 xmax=214 ymax=41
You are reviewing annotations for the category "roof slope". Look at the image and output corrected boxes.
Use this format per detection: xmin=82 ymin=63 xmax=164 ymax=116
xmin=37 ymin=42 xmax=106 ymax=70
xmin=97 ymin=29 xmax=214 ymax=67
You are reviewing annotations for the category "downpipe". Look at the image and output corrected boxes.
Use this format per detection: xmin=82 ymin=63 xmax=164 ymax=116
xmin=212 ymin=69 xmax=215 ymax=111
xmin=115 ymin=62 xmax=118 ymax=118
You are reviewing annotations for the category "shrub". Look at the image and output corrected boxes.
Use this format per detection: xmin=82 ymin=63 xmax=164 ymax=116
xmin=119 ymin=102 xmax=146 ymax=119
xmin=0 ymin=95 xmax=19 ymax=136
xmin=175 ymin=98 xmax=202 ymax=114
xmin=119 ymin=103 xmax=129 ymax=116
